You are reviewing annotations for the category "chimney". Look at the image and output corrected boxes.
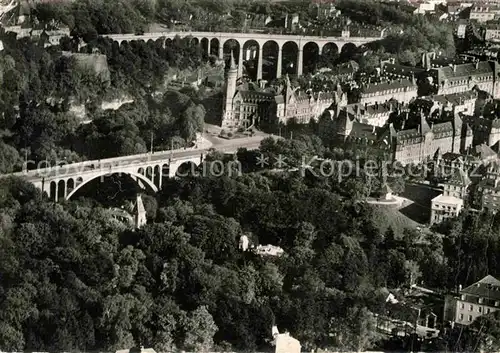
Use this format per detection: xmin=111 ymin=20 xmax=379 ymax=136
xmin=458 ymin=284 xmax=462 ymax=292
xmin=475 ymin=60 xmax=479 ymax=69
xmin=372 ymin=125 xmax=376 ymax=133
xmin=453 ymin=64 xmax=457 ymax=72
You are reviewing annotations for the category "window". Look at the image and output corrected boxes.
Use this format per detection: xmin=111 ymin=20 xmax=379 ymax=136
xmin=470 ymin=305 xmax=474 ymax=311
xmin=461 ymin=303 xmax=465 ymax=309
xmin=479 ymin=307 xmax=482 ymax=313
xmin=468 ymin=315 xmax=473 ymax=322
xmin=460 ymin=313 xmax=464 ymax=321
xmin=487 ymin=308 xmax=491 ymax=314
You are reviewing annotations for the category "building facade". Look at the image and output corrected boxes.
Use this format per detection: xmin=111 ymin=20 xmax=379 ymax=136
xmin=444 ymin=275 xmax=500 ymax=326
xmin=359 ymin=78 xmax=418 ymax=106
xmin=376 ymin=113 xmax=473 ymax=165
xmin=221 ymin=53 xmax=342 ymax=129
xmin=326 ymin=100 xmax=398 ymax=129
xmin=429 ymin=61 xmax=500 ymax=98
xmin=430 ymin=167 xmax=470 ymax=224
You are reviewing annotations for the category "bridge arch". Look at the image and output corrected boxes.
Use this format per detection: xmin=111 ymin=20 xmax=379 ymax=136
xmin=209 ymin=38 xmax=220 ymax=57
xmin=319 ymin=42 xmax=339 ymax=69
xmin=321 ymin=42 xmax=339 ymax=56
xmin=341 ymin=42 xmax=357 ymax=56
xmin=175 ymin=161 xmax=199 ymax=177
xmin=200 ymin=37 xmax=209 ymax=56
xmin=223 ymin=39 xmax=241 ymax=65
xmin=241 ymin=39 xmax=261 ymax=80
xmin=65 ymin=170 xmax=158 ymax=201
xmin=262 ymin=40 xmax=280 ymax=80
xmin=282 ymin=41 xmax=299 ymax=75
xmin=303 ymin=42 xmax=320 ymax=75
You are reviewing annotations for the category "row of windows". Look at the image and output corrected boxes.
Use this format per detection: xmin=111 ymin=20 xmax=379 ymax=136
xmin=460 ymin=303 xmax=492 ymax=313
xmin=361 ymin=90 xmax=415 ymax=99
xmin=459 ymin=314 xmax=473 ymax=321
xmin=434 ymin=204 xmax=459 ymax=211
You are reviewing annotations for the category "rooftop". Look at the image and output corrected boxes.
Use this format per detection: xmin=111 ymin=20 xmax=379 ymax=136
xmin=361 ymin=79 xmax=417 ymax=94
xmin=431 ymin=194 xmax=464 ymax=205
xmin=432 ymin=61 xmax=497 ymax=81
xmin=461 ymin=275 xmax=500 ymax=301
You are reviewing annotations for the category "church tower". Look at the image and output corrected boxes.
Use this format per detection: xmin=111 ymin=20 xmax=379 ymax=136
xmin=222 ymin=50 xmax=238 ymax=128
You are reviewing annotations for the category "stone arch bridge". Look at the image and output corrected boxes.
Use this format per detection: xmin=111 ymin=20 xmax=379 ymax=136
xmin=104 ymin=30 xmax=383 ymax=78
xmin=7 ymin=140 xmax=262 ymax=202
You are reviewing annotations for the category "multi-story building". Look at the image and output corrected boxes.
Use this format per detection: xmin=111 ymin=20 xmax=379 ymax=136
xmin=221 ymin=53 xmax=342 ymax=129
xmin=474 ymin=159 xmax=500 ymax=212
xmin=376 ymin=112 xmax=473 ymax=165
xmin=430 ymin=167 xmax=471 ymax=224
xmin=380 ymin=58 xmax=427 ymax=81
xmin=444 ymin=275 xmax=500 ymax=326
xmin=485 ymin=23 xmax=500 ymax=42
xmin=326 ymin=100 xmax=399 ymax=128
xmin=428 ymin=61 xmax=500 ymax=97
xmin=359 ymin=78 xmax=418 ymax=106
xmin=411 ymin=91 xmax=478 ymax=117
xmin=469 ymin=5 xmax=500 ymax=22
xmin=465 ymin=115 xmax=500 ymax=147
xmin=434 ymin=151 xmax=479 ymax=177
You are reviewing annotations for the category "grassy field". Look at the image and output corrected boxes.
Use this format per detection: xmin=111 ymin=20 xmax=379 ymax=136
xmin=371 ymin=204 xmax=422 ymax=236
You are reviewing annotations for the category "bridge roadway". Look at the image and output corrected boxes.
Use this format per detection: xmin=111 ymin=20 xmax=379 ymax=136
xmin=6 ymin=135 xmax=269 ymax=202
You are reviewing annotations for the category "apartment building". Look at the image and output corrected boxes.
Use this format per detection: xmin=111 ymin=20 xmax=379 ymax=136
xmin=444 ymin=275 xmax=500 ymax=325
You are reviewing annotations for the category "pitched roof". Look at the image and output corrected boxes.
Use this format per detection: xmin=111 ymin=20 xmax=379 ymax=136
xmin=382 ymin=63 xmax=426 ymax=78
xmin=476 ymin=143 xmax=499 ymax=161
xmin=461 ymin=275 xmax=500 ymax=301
xmin=361 ymin=79 xmax=417 ymax=94
xmin=448 ymin=167 xmax=471 ymax=186
xmin=433 ymin=62 xmax=495 ymax=82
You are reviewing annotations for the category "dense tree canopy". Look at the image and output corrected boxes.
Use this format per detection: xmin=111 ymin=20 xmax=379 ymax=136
xmin=0 ymin=133 xmax=499 ymax=351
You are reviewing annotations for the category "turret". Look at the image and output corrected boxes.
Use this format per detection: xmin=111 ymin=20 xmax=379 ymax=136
xmin=222 ymin=50 xmax=238 ymax=127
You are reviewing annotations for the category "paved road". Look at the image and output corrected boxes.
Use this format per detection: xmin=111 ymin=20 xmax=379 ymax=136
xmin=8 ymin=135 xmax=270 ymax=181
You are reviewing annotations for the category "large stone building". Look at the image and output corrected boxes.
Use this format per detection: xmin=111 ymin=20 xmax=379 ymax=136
xmin=359 ymin=78 xmax=418 ymax=105
xmin=428 ymin=61 xmax=500 ymax=97
xmin=444 ymin=275 xmax=500 ymax=326
xmin=221 ymin=52 xmax=341 ymax=129
xmin=376 ymin=112 xmax=473 ymax=165
xmin=469 ymin=5 xmax=500 ymax=22
xmin=411 ymin=91 xmax=478 ymax=117
xmin=326 ymin=100 xmax=401 ymax=128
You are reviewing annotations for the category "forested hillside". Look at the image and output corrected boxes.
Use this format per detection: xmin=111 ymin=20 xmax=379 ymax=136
xmin=1 ymin=137 xmax=500 ymax=351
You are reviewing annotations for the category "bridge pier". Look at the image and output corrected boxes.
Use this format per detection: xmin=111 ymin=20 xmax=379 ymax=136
xmin=257 ymin=46 xmax=263 ymax=80
xmin=238 ymin=46 xmax=244 ymax=78
xmin=218 ymin=45 xmax=224 ymax=60
xmin=297 ymin=49 xmax=303 ymax=77
xmin=277 ymin=48 xmax=283 ymax=79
